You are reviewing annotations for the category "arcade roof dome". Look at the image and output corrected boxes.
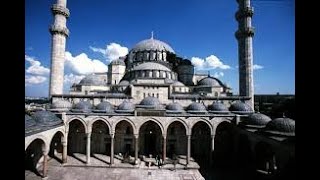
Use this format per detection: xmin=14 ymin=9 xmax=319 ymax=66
xmin=51 ymin=99 xmax=72 ymax=111
xmin=31 ymin=111 xmax=63 ymax=127
xmin=245 ymin=113 xmax=272 ymax=127
xmin=229 ymin=101 xmax=253 ymax=114
xmin=131 ymin=38 xmax=175 ymax=53
xmin=72 ymin=100 xmax=93 ymax=113
xmin=166 ymin=102 xmax=184 ymax=114
xmin=116 ymin=100 xmax=135 ymax=113
xmin=208 ymin=101 xmax=229 ymax=114
xmin=264 ymin=117 xmax=295 ymax=135
xmin=94 ymin=101 xmax=114 ymax=113
xmin=139 ymin=97 xmax=161 ymax=107
xmin=187 ymin=102 xmax=207 ymax=114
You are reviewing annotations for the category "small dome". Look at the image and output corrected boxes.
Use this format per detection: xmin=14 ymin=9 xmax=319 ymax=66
xmin=166 ymin=102 xmax=184 ymax=114
xmin=50 ymin=99 xmax=72 ymax=111
xmin=132 ymin=62 xmax=171 ymax=72
xmin=171 ymin=81 xmax=185 ymax=86
xmin=187 ymin=102 xmax=207 ymax=114
xmin=79 ymin=74 xmax=107 ymax=86
xmin=93 ymin=101 xmax=114 ymax=113
xmin=132 ymin=38 xmax=175 ymax=53
xmin=244 ymin=113 xmax=272 ymax=127
xmin=198 ymin=77 xmax=224 ymax=87
xmin=264 ymin=117 xmax=295 ymax=135
xmin=25 ymin=114 xmax=36 ymax=128
xmin=110 ymin=59 xmax=126 ymax=66
xmin=31 ymin=111 xmax=63 ymax=127
xmin=140 ymin=97 xmax=161 ymax=107
xmin=229 ymin=101 xmax=253 ymax=114
xmin=72 ymin=100 xmax=93 ymax=113
xmin=116 ymin=100 xmax=135 ymax=113
xmin=119 ymin=80 xmax=130 ymax=86
xmin=208 ymin=101 xmax=229 ymax=114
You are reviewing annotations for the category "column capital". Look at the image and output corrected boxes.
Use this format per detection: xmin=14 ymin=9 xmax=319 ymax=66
xmin=162 ymin=134 xmax=167 ymax=139
xmin=134 ymin=134 xmax=139 ymax=139
xmin=110 ymin=133 xmax=115 ymax=138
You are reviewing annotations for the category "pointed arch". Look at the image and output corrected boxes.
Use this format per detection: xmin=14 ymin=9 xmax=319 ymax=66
xmin=89 ymin=117 xmax=112 ymax=134
xmin=166 ymin=118 xmax=189 ymax=135
xmin=190 ymin=118 xmax=213 ymax=136
xmin=139 ymin=117 xmax=165 ymax=135
xmin=67 ymin=117 xmax=88 ymax=133
xmin=113 ymin=117 xmax=137 ymax=135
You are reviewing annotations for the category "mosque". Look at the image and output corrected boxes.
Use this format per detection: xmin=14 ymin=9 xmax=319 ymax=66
xmin=25 ymin=0 xmax=295 ymax=179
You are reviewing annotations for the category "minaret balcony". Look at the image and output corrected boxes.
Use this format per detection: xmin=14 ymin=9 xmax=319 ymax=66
xmin=235 ymin=27 xmax=255 ymax=39
xmin=51 ymin=4 xmax=70 ymax=18
xmin=49 ymin=25 xmax=69 ymax=37
xmin=235 ymin=7 xmax=254 ymax=21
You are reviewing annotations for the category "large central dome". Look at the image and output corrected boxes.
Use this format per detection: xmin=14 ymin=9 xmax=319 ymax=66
xmin=131 ymin=38 xmax=175 ymax=53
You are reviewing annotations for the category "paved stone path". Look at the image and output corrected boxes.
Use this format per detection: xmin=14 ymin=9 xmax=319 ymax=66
xmin=25 ymin=154 xmax=205 ymax=180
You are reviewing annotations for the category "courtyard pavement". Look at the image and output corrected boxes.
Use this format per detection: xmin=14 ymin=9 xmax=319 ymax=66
xmin=25 ymin=153 xmax=204 ymax=180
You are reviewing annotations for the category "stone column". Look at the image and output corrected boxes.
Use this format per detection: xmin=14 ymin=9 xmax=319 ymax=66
xmin=235 ymin=115 xmax=240 ymax=125
xmin=162 ymin=135 xmax=167 ymax=162
xmin=110 ymin=134 xmax=115 ymax=165
xmin=187 ymin=135 xmax=191 ymax=165
xmin=86 ymin=133 xmax=91 ymax=164
xmin=134 ymin=134 xmax=139 ymax=164
xmin=62 ymin=137 xmax=67 ymax=164
xmin=42 ymin=150 xmax=48 ymax=178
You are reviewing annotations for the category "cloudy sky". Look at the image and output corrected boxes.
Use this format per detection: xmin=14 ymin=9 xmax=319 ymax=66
xmin=25 ymin=0 xmax=295 ymax=97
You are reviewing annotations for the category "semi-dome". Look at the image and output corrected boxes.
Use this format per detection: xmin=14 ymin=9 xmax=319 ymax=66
xmin=132 ymin=62 xmax=171 ymax=72
xmin=164 ymin=78 xmax=175 ymax=84
xmin=132 ymin=38 xmax=175 ymax=53
xmin=78 ymin=74 xmax=107 ymax=86
xmin=187 ymin=102 xmax=207 ymax=114
xmin=93 ymin=101 xmax=114 ymax=113
xmin=229 ymin=101 xmax=253 ymax=114
xmin=110 ymin=59 xmax=125 ymax=66
xmin=198 ymin=77 xmax=224 ymax=87
xmin=72 ymin=100 xmax=93 ymax=113
xmin=208 ymin=101 xmax=229 ymax=114
xmin=25 ymin=114 xmax=36 ymax=128
xmin=116 ymin=100 xmax=135 ymax=113
xmin=264 ymin=117 xmax=295 ymax=135
xmin=50 ymin=99 xmax=72 ymax=111
xmin=166 ymin=102 xmax=184 ymax=114
xmin=243 ymin=112 xmax=272 ymax=127
xmin=31 ymin=111 xmax=63 ymax=127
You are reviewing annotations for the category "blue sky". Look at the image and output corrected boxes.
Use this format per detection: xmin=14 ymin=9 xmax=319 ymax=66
xmin=25 ymin=0 xmax=295 ymax=97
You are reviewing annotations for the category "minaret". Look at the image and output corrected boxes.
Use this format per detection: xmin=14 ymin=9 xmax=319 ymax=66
xmin=235 ymin=0 xmax=254 ymax=109
xmin=49 ymin=0 xmax=70 ymax=97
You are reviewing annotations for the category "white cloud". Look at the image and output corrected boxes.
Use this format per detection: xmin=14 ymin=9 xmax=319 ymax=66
xmin=253 ymin=64 xmax=264 ymax=70
xmin=206 ymin=55 xmax=231 ymax=69
xmin=213 ymin=72 xmax=224 ymax=78
xmin=25 ymin=75 xmax=47 ymax=86
xmin=90 ymin=43 xmax=128 ymax=62
xmin=25 ymin=55 xmax=50 ymax=75
xmin=191 ymin=57 xmax=205 ymax=67
xmin=65 ymin=51 xmax=108 ymax=75
xmin=191 ymin=54 xmax=231 ymax=70
xmin=64 ymin=73 xmax=85 ymax=84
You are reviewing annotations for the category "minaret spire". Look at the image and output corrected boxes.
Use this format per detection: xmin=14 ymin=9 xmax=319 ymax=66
xmin=151 ymin=31 xmax=154 ymax=39
xmin=235 ymin=0 xmax=254 ymax=109
xmin=49 ymin=0 xmax=70 ymax=97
